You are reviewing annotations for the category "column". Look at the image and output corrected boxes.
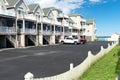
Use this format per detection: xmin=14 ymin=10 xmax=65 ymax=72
xmin=20 ymin=34 xmax=25 ymax=47
xmin=20 ymin=19 xmax=25 ymax=47
xmin=50 ymin=34 xmax=55 ymax=45
xmin=39 ymin=34 xmax=43 ymax=45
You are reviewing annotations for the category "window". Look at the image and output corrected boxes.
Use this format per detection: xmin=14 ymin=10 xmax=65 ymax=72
xmin=35 ymin=12 xmax=40 ymax=20
xmin=18 ymin=7 xmax=24 ymax=18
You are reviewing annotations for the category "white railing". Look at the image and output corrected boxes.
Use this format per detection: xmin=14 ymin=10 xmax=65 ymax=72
xmin=55 ymin=21 xmax=61 ymax=26
xmin=25 ymin=29 xmax=37 ymax=35
xmin=43 ymin=30 xmax=52 ymax=35
xmin=63 ymin=21 xmax=69 ymax=27
xmin=17 ymin=14 xmax=24 ymax=19
xmin=0 ymin=10 xmax=15 ymax=16
xmin=19 ymin=28 xmax=37 ymax=35
xmin=24 ymin=41 xmax=118 ymax=80
xmin=43 ymin=18 xmax=52 ymax=24
xmin=55 ymin=31 xmax=61 ymax=35
xmin=71 ymin=32 xmax=78 ymax=36
xmin=24 ymin=15 xmax=36 ymax=21
xmin=64 ymin=32 xmax=70 ymax=36
xmin=0 ymin=26 xmax=16 ymax=34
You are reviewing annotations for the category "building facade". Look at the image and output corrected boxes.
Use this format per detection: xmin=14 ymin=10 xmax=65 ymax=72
xmin=0 ymin=0 xmax=96 ymax=48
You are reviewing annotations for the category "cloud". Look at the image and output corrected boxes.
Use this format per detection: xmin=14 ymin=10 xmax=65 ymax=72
xmin=24 ymin=0 xmax=85 ymax=14
xmin=89 ymin=0 xmax=101 ymax=3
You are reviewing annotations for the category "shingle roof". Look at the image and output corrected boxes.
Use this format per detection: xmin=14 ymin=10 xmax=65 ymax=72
xmin=69 ymin=14 xmax=83 ymax=18
xmin=6 ymin=0 xmax=20 ymax=8
xmin=43 ymin=7 xmax=62 ymax=16
xmin=28 ymin=4 xmax=39 ymax=13
xmin=86 ymin=19 xmax=95 ymax=24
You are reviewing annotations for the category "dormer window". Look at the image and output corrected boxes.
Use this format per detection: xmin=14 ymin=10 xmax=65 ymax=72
xmin=18 ymin=7 xmax=24 ymax=18
xmin=35 ymin=12 xmax=40 ymax=20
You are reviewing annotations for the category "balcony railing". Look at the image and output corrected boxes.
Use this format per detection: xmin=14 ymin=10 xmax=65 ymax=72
xmin=0 ymin=26 xmax=16 ymax=34
xmin=71 ymin=32 xmax=78 ymax=36
xmin=64 ymin=32 xmax=70 ymax=36
xmin=62 ymin=21 xmax=69 ymax=27
xmin=42 ymin=18 xmax=51 ymax=24
xmin=54 ymin=21 xmax=61 ymax=26
xmin=17 ymin=13 xmax=24 ymax=19
xmin=43 ymin=30 xmax=52 ymax=35
xmin=55 ymin=31 xmax=61 ymax=35
xmin=24 ymin=15 xmax=36 ymax=21
xmin=25 ymin=29 xmax=37 ymax=35
xmin=19 ymin=28 xmax=37 ymax=35
xmin=0 ymin=10 xmax=15 ymax=17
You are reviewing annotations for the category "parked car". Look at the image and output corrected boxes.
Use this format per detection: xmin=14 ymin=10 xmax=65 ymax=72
xmin=80 ymin=38 xmax=87 ymax=44
xmin=74 ymin=36 xmax=87 ymax=44
xmin=59 ymin=37 xmax=80 ymax=45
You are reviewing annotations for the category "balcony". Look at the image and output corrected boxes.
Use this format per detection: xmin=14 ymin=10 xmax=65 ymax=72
xmin=64 ymin=32 xmax=70 ymax=36
xmin=55 ymin=31 xmax=61 ymax=35
xmin=0 ymin=10 xmax=15 ymax=17
xmin=19 ymin=28 xmax=37 ymax=35
xmin=62 ymin=20 xmax=69 ymax=27
xmin=0 ymin=26 xmax=16 ymax=34
xmin=17 ymin=14 xmax=24 ymax=19
xmin=79 ymin=31 xmax=86 ymax=36
xmin=71 ymin=32 xmax=78 ymax=36
xmin=24 ymin=15 xmax=36 ymax=21
xmin=43 ymin=30 xmax=52 ymax=35
xmin=54 ymin=21 xmax=61 ymax=26
xmin=42 ymin=18 xmax=52 ymax=24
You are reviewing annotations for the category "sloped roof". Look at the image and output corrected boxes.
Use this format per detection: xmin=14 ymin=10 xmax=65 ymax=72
xmin=69 ymin=14 xmax=83 ymax=18
xmin=86 ymin=19 xmax=95 ymax=24
xmin=69 ymin=18 xmax=75 ymax=23
xmin=28 ymin=4 xmax=39 ymax=13
xmin=43 ymin=7 xmax=62 ymax=16
xmin=6 ymin=0 xmax=19 ymax=8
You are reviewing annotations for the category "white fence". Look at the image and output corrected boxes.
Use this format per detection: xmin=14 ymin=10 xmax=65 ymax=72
xmin=24 ymin=41 xmax=118 ymax=80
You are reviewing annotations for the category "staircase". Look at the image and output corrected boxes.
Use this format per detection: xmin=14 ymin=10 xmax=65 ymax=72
xmin=6 ymin=35 xmax=16 ymax=47
xmin=28 ymin=35 xmax=36 ymax=44
xmin=43 ymin=36 xmax=50 ymax=44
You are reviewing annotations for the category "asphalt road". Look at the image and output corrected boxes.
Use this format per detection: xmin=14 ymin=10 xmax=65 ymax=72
xmin=0 ymin=41 xmax=112 ymax=80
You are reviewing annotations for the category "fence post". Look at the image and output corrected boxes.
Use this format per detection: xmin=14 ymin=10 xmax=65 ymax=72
xmin=108 ymin=43 xmax=110 ymax=48
xmin=70 ymin=63 xmax=73 ymax=70
xmin=88 ymin=51 xmax=92 ymax=67
xmin=115 ymin=77 xmax=118 ymax=80
xmin=24 ymin=72 xmax=34 ymax=80
xmin=101 ymin=46 xmax=104 ymax=52
xmin=70 ymin=63 xmax=74 ymax=80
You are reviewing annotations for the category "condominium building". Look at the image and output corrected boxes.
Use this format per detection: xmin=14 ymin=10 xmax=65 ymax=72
xmin=69 ymin=14 xmax=96 ymax=41
xmin=85 ymin=19 xmax=96 ymax=41
xmin=0 ymin=0 xmax=96 ymax=48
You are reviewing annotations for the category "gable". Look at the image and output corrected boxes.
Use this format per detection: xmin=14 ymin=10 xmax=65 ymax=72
xmin=28 ymin=4 xmax=44 ymax=16
xmin=0 ymin=0 xmax=7 ymax=10
xmin=15 ymin=0 xmax=29 ymax=11
xmin=6 ymin=0 xmax=29 ymax=11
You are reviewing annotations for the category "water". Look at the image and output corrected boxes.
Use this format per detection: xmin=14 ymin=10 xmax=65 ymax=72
xmin=97 ymin=36 xmax=111 ymax=41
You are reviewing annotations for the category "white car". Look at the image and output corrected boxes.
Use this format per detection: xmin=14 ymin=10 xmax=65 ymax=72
xmin=59 ymin=37 xmax=80 ymax=45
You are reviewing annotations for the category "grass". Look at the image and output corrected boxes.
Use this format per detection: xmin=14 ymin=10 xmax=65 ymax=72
xmin=78 ymin=45 xmax=120 ymax=80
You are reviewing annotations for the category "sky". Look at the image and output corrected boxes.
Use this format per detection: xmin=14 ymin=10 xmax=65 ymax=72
xmin=25 ymin=0 xmax=120 ymax=36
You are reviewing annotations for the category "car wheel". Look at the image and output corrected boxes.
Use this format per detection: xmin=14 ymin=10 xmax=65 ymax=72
xmin=80 ymin=42 xmax=83 ymax=44
xmin=61 ymin=41 xmax=64 ymax=44
xmin=74 ymin=41 xmax=77 ymax=45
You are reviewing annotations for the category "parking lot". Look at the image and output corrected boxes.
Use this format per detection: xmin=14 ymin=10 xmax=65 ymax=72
xmin=0 ymin=41 xmax=112 ymax=80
